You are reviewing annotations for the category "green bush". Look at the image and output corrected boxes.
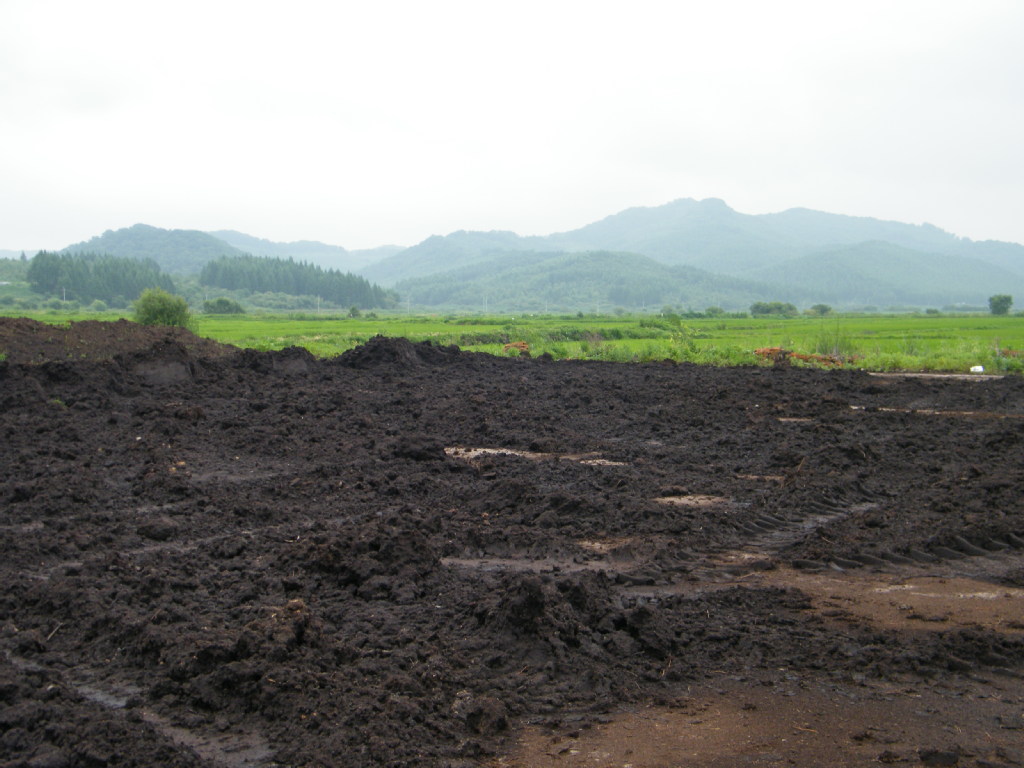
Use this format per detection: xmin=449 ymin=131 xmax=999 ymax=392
xmin=134 ymin=288 xmax=193 ymax=328
xmin=203 ymin=297 xmax=245 ymax=314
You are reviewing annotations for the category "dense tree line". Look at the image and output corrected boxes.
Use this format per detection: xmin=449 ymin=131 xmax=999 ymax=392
xmin=27 ymin=251 xmax=176 ymax=304
xmin=199 ymin=255 xmax=397 ymax=308
xmin=750 ymin=301 xmax=798 ymax=316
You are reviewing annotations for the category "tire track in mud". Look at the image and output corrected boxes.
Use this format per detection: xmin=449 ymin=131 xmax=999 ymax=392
xmin=443 ymin=445 xmax=1024 ymax=635
xmin=6 ymin=649 xmax=274 ymax=767
xmin=443 ymin=447 xmax=877 ymax=592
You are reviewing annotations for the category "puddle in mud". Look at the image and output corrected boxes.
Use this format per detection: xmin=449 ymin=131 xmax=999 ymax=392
xmin=6 ymin=654 xmax=276 ymax=768
xmin=143 ymin=718 xmax=273 ymax=768
xmin=849 ymin=404 xmax=1024 ymax=419
xmin=867 ymin=372 xmax=1004 ymax=381
xmin=79 ymin=678 xmax=274 ymax=767
xmin=654 ymin=495 xmax=732 ymax=508
xmin=578 ymin=537 xmax=638 ymax=554
xmin=445 ymin=446 xmax=627 ymax=465
xmin=441 ymin=555 xmax=608 ymax=575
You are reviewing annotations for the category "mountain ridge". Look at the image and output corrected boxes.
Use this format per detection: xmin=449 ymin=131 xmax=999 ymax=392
xmin=37 ymin=198 xmax=1024 ymax=310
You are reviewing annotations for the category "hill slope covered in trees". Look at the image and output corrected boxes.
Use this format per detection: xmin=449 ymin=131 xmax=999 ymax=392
xmin=209 ymin=230 xmax=402 ymax=272
xmin=200 ymin=254 xmax=398 ymax=309
xmin=27 ymin=251 xmax=175 ymax=305
xmin=363 ymin=198 xmax=1024 ymax=310
xmin=63 ymin=224 xmax=245 ymax=275
xmin=394 ymin=251 xmax=775 ymax=312
xmin=43 ymin=198 xmax=1024 ymax=311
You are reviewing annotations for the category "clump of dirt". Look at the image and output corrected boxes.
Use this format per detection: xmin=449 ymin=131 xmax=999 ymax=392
xmin=1 ymin=317 xmax=1023 ymax=767
xmin=337 ymin=335 xmax=463 ymax=368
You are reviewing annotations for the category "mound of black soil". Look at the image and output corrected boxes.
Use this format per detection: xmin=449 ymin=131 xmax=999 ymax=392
xmin=338 ymin=335 xmax=464 ymax=369
xmin=0 ymin=317 xmax=236 ymax=363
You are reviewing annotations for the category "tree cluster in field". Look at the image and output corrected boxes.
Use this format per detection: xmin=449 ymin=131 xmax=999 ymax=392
xmin=989 ymin=294 xmax=1013 ymax=315
xmin=750 ymin=301 xmax=799 ymax=316
xmin=199 ymin=255 xmax=398 ymax=309
xmin=203 ymin=297 xmax=245 ymax=314
xmin=26 ymin=251 xmax=176 ymax=305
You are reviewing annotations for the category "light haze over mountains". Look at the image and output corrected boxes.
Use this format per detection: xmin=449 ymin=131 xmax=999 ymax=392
xmin=53 ymin=198 xmax=1024 ymax=312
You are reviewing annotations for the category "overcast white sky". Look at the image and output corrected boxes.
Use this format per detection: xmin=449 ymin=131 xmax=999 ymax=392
xmin=2 ymin=0 xmax=1022 ymax=251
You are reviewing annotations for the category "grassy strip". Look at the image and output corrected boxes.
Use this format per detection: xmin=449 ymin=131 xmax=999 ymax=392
xmin=2 ymin=309 xmax=1023 ymax=373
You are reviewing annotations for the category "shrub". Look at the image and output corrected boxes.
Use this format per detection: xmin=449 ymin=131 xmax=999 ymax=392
xmin=203 ymin=297 xmax=245 ymax=314
xmin=134 ymin=288 xmax=192 ymax=327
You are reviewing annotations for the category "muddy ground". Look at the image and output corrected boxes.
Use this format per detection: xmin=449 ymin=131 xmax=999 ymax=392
xmin=1 ymin=318 xmax=1023 ymax=767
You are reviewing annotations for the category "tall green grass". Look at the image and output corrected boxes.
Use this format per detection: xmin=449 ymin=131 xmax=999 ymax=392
xmin=2 ymin=307 xmax=1022 ymax=373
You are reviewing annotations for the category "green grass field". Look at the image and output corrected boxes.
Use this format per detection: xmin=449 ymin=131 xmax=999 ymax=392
xmin=3 ymin=307 xmax=1023 ymax=373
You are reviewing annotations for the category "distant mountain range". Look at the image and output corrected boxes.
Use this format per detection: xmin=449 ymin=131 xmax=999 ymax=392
xmin=208 ymin=231 xmax=402 ymax=272
xmin=60 ymin=224 xmax=398 ymax=276
xmin=362 ymin=198 xmax=1024 ymax=310
xmin=48 ymin=199 xmax=1024 ymax=310
xmin=62 ymin=225 xmax=247 ymax=275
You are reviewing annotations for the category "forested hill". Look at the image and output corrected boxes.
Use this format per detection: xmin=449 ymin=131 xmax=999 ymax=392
xmin=209 ymin=230 xmax=402 ymax=272
xmin=365 ymin=198 xmax=1024 ymax=286
xmin=745 ymin=242 xmax=1024 ymax=308
xmin=200 ymin=254 xmax=398 ymax=309
xmin=45 ymin=199 xmax=1024 ymax=310
xmin=393 ymin=251 xmax=775 ymax=313
xmin=361 ymin=198 xmax=1024 ymax=310
xmin=63 ymin=224 xmax=245 ymax=275
xmin=360 ymin=230 xmax=545 ymax=286
xmin=59 ymin=224 xmax=402 ymax=276
xmin=27 ymin=251 xmax=175 ymax=304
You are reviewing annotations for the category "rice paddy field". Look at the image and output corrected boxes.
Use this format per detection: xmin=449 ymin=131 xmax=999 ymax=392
xmin=3 ymin=308 xmax=1024 ymax=373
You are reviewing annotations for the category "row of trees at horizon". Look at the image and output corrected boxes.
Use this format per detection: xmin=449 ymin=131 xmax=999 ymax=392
xmin=27 ymin=251 xmax=176 ymax=304
xmin=15 ymin=251 xmax=1014 ymax=317
xmin=22 ymin=251 xmax=399 ymax=310
xmin=199 ymin=255 xmax=398 ymax=308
